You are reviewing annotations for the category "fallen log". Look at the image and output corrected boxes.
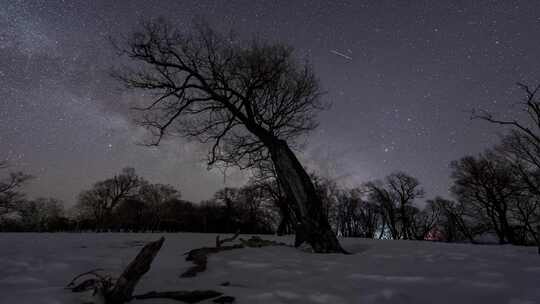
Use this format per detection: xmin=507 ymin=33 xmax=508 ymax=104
xmin=239 ymin=236 xmax=287 ymax=248
xmin=181 ymin=235 xmax=288 ymax=278
xmin=106 ymin=237 xmax=165 ymax=303
xmin=181 ymin=245 xmax=243 ymax=278
xmin=213 ymin=295 xmax=236 ymax=303
xmin=133 ymin=290 xmax=223 ymax=303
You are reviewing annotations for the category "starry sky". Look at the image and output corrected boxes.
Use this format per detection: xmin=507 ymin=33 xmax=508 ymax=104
xmin=2 ymin=0 xmax=540 ymax=206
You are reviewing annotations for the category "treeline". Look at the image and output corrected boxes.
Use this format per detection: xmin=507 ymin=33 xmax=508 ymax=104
xmin=316 ymin=154 xmax=540 ymax=247
xmin=0 ymin=167 xmax=277 ymax=234
xmin=1 ymin=156 xmax=539 ymax=248
xmin=73 ymin=168 xmax=276 ymax=234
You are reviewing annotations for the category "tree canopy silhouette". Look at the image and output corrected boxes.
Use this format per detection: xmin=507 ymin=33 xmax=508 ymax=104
xmin=113 ymin=19 xmax=344 ymax=252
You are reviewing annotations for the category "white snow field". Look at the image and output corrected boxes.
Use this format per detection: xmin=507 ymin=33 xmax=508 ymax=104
xmin=0 ymin=233 xmax=539 ymax=304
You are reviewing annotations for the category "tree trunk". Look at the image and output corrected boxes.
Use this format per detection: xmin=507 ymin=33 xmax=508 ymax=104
xmin=268 ymin=139 xmax=345 ymax=253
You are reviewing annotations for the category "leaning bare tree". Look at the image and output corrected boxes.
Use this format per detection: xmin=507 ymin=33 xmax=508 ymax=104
xmin=113 ymin=19 xmax=344 ymax=252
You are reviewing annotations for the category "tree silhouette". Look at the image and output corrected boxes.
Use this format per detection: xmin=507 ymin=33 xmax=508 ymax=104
xmin=77 ymin=167 xmax=143 ymax=231
xmin=0 ymin=161 xmax=33 ymax=216
xmin=365 ymin=172 xmax=424 ymax=239
xmin=138 ymin=183 xmax=180 ymax=231
xmin=450 ymin=152 xmax=521 ymax=244
xmin=113 ymin=19 xmax=344 ymax=252
xmin=473 ymin=84 xmax=540 ymax=247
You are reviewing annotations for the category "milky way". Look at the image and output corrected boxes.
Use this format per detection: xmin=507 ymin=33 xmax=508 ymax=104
xmin=2 ymin=0 xmax=540 ymax=205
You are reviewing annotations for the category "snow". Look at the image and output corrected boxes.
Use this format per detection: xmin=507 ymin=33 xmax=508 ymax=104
xmin=0 ymin=233 xmax=539 ymax=304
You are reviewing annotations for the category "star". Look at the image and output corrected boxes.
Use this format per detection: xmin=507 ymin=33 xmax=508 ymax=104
xmin=2 ymin=0 xmax=538 ymax=205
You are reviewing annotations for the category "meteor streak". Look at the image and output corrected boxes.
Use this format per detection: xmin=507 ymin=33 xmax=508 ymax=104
xmin=330 ymin=50 xmax=352 ymax=60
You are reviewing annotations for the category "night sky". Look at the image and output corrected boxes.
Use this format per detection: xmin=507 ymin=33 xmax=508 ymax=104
xmin=2 ymin=1 xmax=540 ymax=206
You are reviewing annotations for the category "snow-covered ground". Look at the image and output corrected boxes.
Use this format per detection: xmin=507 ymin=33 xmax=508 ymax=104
xmin=0 ymin=233 xmax=539 ymax=304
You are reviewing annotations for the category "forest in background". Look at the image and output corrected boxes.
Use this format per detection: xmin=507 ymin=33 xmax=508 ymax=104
xmin=2 ymin=118 xmax=540 ymax=248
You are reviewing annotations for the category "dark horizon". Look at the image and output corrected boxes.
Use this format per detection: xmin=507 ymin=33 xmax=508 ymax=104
xmin=3 ymin=1 xmax=540 ymax=206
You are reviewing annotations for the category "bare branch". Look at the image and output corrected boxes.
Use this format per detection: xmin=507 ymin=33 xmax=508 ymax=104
xmin=113 ymin=18 xmax=324 ymax=169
